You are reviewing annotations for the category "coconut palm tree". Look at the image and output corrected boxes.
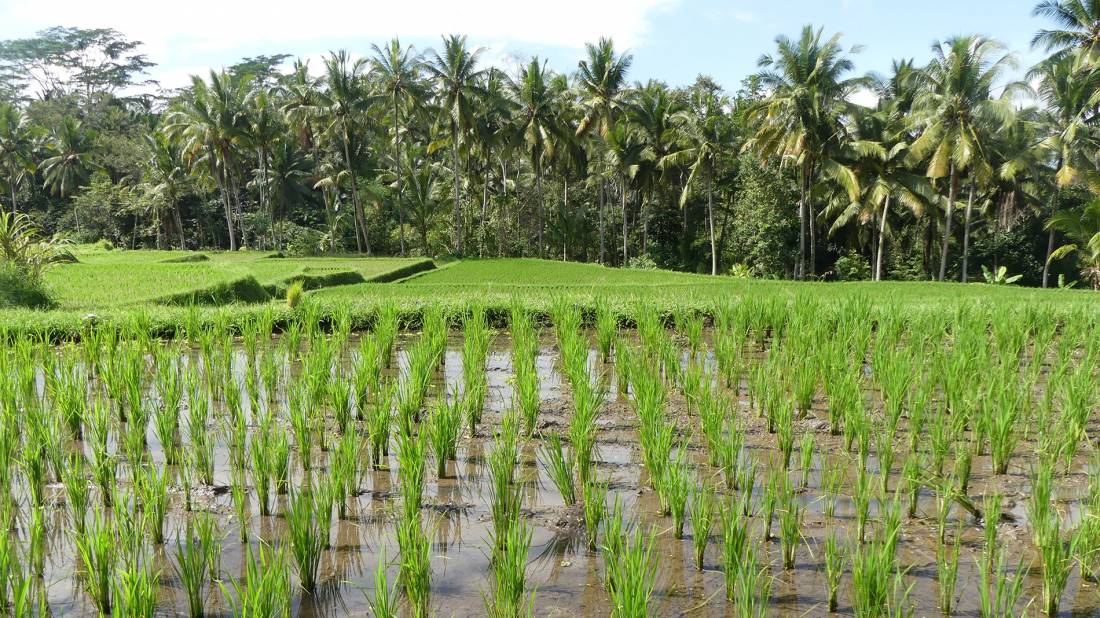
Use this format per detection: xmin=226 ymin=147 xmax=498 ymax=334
xmin=318 ymin=50 xmax=373 ymax=254
xmin=1025 ymin=52 xmax=1100 ymax=286
xmin=662 ymin=81 xmax=729 ymax=275
xmin=744 ymin=25 xmax=867 ymax=279
xmin=145 ymin=129 xmax=189 ymax=248
xmin=908 ymin=35 xmax=1017 ymax=281
xmin=371 ymin=38 xmax=424 ymax=256
xmin=631 ymin=79 xmax=683 ymax=256
xmin=575 ymin=37 xmax=633 ymax=263
xmin=167 ymin=71 xmax=250 ymax=250
xmin=41 ymin=117 xmax=93 ymax=199
xmin=603 ymin=120 xmax=645 ymax=265
xmin=422 ymin=35 xmax=485 ymax=256
xmin=1032 ymin=0 xmax=1100 ymax=59
xmin=244 ymin=84 xmax=284 ymax=247
xmin=1047 ymin=198 xmax=1100 ymax=288
xmin=0 ymin=103 xmax=37 ymax=214
xmin=510 ymin=57 xmax=566 ymax=257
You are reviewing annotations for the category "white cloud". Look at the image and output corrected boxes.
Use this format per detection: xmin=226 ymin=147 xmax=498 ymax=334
xmin=848 ymin=87 xmax=878 ymax=108
xmin=3 ymin=0 xmax=680 ymax=87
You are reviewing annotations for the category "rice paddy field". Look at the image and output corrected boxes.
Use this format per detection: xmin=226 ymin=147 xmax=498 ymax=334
xmin=2 ymin=257 xmax=1100 ymax=616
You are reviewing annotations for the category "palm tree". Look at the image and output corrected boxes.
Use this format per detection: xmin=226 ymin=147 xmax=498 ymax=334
xmin=1032 ymin=0 xmax=1100 ymax=59
xmin=145 ymin=129 xmax=189 ymax=248
xmin=908 ymin=35 xmax=1016 ymax=281
xmin=318 ymin=50 xmax=373 ymax=254
xmin=604 ymin=121 xmax=644 ymax=265
xmin=1026 ymin=53 xmax=1100 ymax=286
xmin=511 ymin=57 xmax=565 ymax=257
xmin=744 ymin=25 xmax=866 ymax=279
xmin=423 ymin=35 xmax=485 ymax=256
xmin=244 ymin=84 xmax=283 ymax=247
xmin=1047 ymin=198 xmax=1100 ymax=288
xmin=575 ymin=37 xmax=633 ymax=264
xmin=41 ymin=117 xmax=93 ymax=198
xmin=371 ymin=38 xmax=424 ymax=256
xmin=167 ymin=71 xmax=250 ymax=250
xmin=631 ymin=79 xmax=682 ymax=256
xmin=663 ymin=81 xmax=728 ymax=274
xmin=0 ymin=104 xmax=37 ymax=214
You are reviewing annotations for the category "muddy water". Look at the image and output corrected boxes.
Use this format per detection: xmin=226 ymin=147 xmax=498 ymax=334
xmin=29 ymin=329 xmax=1100 ymax=616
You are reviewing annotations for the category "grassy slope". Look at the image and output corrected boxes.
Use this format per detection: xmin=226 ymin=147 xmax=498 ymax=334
xmin=7 ymin=257 xmax=1097 ymax=340
xmin=317 ymin=258 xmax=1100 ymax=311
xmin=44 ymin=249 xmax=431 ymax=309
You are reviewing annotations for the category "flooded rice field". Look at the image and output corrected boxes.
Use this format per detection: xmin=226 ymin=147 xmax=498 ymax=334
xmin=5 ymin=304 xmax=1100 ymax=616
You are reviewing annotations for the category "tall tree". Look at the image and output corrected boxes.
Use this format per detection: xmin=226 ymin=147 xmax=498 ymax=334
xmin=145 ymin=129 xmax=189 ymax=248
xmin=371 ymin=38 xmax=424 ymax=257
xmin=575 ymin=37 xmax=633 ymax=264
xmin=908 ymin=36 xmax=1016 ymax=281
xmin=318 ymin=50 xmax=373 ymax=254
xmin=0 ymin=103 xmax=36 ymax=213
xmin=423 ymin=35 xmax=485 ymax=256
xmin=41 ymin=117 xmax=93 ymax=198
xmin=167 ymin=71 xmax=249 ymax=250
xmin=745 ymin=25 xmax=866 ymax=278
xmin=510 ymin=58 xmax=565 ymax=257
xmin=1032 ymin=0 xmax=1100 ymax=59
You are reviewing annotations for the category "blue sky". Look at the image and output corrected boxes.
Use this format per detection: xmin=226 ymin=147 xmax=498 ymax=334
xmin=0 ymin=0 xmax=1049 ymax=94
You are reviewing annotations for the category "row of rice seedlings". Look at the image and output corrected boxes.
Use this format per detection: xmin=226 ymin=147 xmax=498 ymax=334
xmin=602 ymin=499 xmax=658 ymax=618
xmin=484 ymin=518 xmax=534 ymax=617
xmin=463 ymin=306 xmax=492 ymax=435
xmin=511 ymin=303 xmax=542 ymax=434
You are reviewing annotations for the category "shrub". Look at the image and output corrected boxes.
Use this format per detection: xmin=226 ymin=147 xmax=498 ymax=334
xmin=0 ymin=265 xmax=53 ymax=308
xmin=286 ymin=280 xmax=305 ymax=309
xmin=834 ymin=251 xmax=871 ymax=281
xmin=626 ymin=254 xmax=658 ymax=270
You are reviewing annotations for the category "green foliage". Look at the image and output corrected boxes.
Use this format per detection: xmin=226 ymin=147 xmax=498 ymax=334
xmin=981 ymin=265 xmax=1023 ymax=285
xmin=834 ymin=251 xmax=871 ymax=281
xmin=726 ymin=155 xmax=798 ymax=277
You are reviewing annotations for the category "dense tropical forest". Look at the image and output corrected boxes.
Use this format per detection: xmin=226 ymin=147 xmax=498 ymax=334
xmin=2 ymin=1 xmax=1100 ymax=287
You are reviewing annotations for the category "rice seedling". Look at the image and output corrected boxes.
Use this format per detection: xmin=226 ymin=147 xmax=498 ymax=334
xmin=663 ymin=444 xmax=691 ymax=539
xmin=761 ymin=468 xmax=781 ymax=541
xmin=604 ymin=523 xmax=657 ymax=618
xmin=821 ymin=452 xmax=847 ymax=518
xmin=487 ymin=424 xmax=522 ymax=540
xmin=114 ymin=561 xmax=158 ymax=618
xmin=286 ymin=484 xmax=328 ymax=593
xmin=1038 ymin=512 xmax=1076 ymax=616
xmin=63 ymin=452 xmax=89 ymax=534
xmin=583 ymin=478 xmax=608 ymax=551
xmin=397 ymin=428 xmax=427 ymax=519
xmin=983 ymin=491 xmax=1002 ymax=573
xmin=368 ymin=384 xmax=395 ymax=468
xmin=72 ymin=507 xmax=116 ymax=615
xmin=484 ymin=517 xmax=535 ymax=618
xmin=799 ymin=432 xmax=815 ymax=488
xmin=174 ymin=525 xmax=210 ymax=617
xmin=733 ymin=544 xmax=770 ymax=618
xmin=514 ymin=356 xmax=541 ymax=435
xmin=542 ymin=433 xmax=576 ymax=506
xmin=976 ymin=552 xmax=1028 ymax=618
xmin=823 ymin=533 xmax=846 ymax=612
xmin=937 ymin=523 xmax=962 ymax=615
xmin=138 ymin=465 xmax=169 ymax=545
xmin=397 ymin=511 xmax=432 ymax=617
xmin=901 ymin=452 xmax=922 ymax=519
xmin=230 ymin=467 xmax=250 ymax=544
xmin=220 ymin=543 xmax=292 ymax=618
xmin=464 ymin=306 xmax=492 ymax=434
xmin=368 ymin=548 xmax=399 ymax=618
xmin=854 ymin=465 xmax=871 ymax=544
xmin=720 ymin=498 xmax=749 ymax=600
xmin=850 ymin=532 xmax=897 ymax=617
xmin=690 ymin=484 xmax=714 ymax=570
xmin=595 ymin=298 xmax=617 ymax=363
xmin=427 ymin=395 xmax=463 ymax=478
xmin=777 ymin=478 xmax=804 ymax=570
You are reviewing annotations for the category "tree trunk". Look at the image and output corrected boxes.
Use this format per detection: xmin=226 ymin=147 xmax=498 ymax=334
xmin=393 ymin=97 xmax=406 ymax=257
xmin=622 ymin=181 xmax=628 ymax=266
xmin=480 ymin=157 xmax=490 ymax=258
xmin=707 ymin=173 xmax=717 ymax=275
xmin=173 ymin=199 xmax=186 ymax=250
xmin=214 ymin=162 xmax=237 ymax=251
xmin=563 ymin=179 xmax=569 ymax=261
xmin=1043 ymin=193 xmax=1058 ymax=288
xmin=875 ymin=195 xmax=890 ymax=281
xmin=536 ymin=155 xmax=544 ymax=258
xmin=9 ymin=182 xmax=16 ymax=215
xmin=938 ymin=166 xmax=958 ymax=282
xmin=341 ymin=131 xmax=367 ymax=254
xmin=451 ymin=123 xmax=462 ymax=256
xmin=641 ymin=191 xmax=649 ymax=256
xmin=598 ymin=180 xmax=606 ymax=265
xmin=960 ymin=182 xmax=975 ymax=283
